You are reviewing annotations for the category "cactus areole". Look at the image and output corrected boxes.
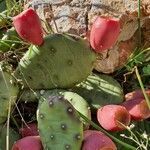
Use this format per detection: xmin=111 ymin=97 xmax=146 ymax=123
xmin=90 ymin=16 xmax=120 ymax=52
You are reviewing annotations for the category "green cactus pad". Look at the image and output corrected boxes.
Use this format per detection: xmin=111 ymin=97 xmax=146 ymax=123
xmin=61 ymin=91 xmax=91 ymax=129
xmin=15 ymin=33 xmax=96 ymax=89
xmin=0 ymin=125 xmax=20 ymax=150
xmin=71 ymin=74 xmax=124 ymax=109
xmin=20 ymin=89 xmax=91 ymax=129
xmin=43 ymin=90 xmax=91 ymax=129
xmin=37 ymin=94 xmax=83 ymax=150
xmin=0 ymin=62 xmax=19 ymax=124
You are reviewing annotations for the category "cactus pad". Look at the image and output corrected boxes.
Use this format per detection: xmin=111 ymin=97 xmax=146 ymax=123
xmin=20 ymin=89 xmax=91 ymax=129
xmin=71 ymin=74 xmax=123 ymax=109
xmin=37 ymin=94 xmax=83 ymax=150
xmin=61 ymin=91 xmax=91 ymax=129
xmin=15 ymin=33 xmax=96 ymax=89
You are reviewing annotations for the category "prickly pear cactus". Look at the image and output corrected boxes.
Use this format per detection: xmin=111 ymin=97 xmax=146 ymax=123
xmin=0 ymin=62 xmax=19 ymax=124
xmin=20 ymin=89 xmax=91 ymax=129
xmin=0 ymin=125 xmax=20 ymax=150
xmin=71 ymin=74 xmax=124 ymax=109
xmin=37 ymin=94 xmax=83 ymax=150
xmin=0 ymin=27 xmax=21 ymax=52
xmin=42 ymin=90 xmax=91 ymax=129
xmin=15 ymin=33 xmax=96 ymax=89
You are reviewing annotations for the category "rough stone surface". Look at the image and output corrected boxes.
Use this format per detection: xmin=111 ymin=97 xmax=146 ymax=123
xmin=25 ymin=0 xmax=150 ymax=73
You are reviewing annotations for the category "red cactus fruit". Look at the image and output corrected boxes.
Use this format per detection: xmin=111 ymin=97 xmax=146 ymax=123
xmin=11 ymin=136 xmax=43 ymax=150
xmin=125 ymin=89 xmax=150 ymax=101
xmin=82 ymin=130 xmax=117 ymax=150
xmin=97 ymin=105 xmax=131 ymax=131
xmin=90 ymin=16 xmax=120 ymax=52
xmin=122 ymin=98 xmax=150 ymax=120
xmin=19 ymin=123 xmax=38 ymax=137
xmin=12 ymin=8 xmax=43 ymax=45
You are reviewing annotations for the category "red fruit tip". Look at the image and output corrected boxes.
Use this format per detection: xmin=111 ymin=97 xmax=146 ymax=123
xmin=90 ymin=16 xmax=120 ymax=52
xmin=12 ymin=8 xmax=44 ymax=46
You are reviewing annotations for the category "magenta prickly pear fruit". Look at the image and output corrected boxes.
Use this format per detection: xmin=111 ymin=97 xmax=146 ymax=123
xmin=90 ymin=16 xmax=120 ymax=52
xmin=97 ymin=105 xmax=131 ymax=131
xmin=122 ymin=98 xmax=150 ymax=120
xmin=19 ymin=123 xmax=39 ymax=137
xmin=82 ymin=130 xmax=117 ymax=150
xmin=37 ymin=94 xmax=83 ymax=150
xmin=12 ymin=136 xmax=43 ymax=150
xmin=12 ymin=8 xmax=43 ymax=45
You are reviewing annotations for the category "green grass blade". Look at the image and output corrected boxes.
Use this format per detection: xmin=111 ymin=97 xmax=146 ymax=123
xmin=135 ymin=66 xmax=150 ymax=109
